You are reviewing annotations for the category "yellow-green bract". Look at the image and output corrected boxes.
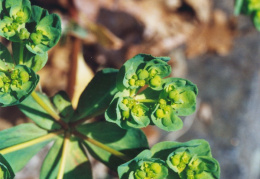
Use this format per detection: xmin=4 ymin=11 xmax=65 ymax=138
xmin=118 ymin=139 xmax=220 ymax=179
xmin=105 ymin=54 xmax=198 ymax=132
xmin=0 ymin=0 xmax=61 ymax=54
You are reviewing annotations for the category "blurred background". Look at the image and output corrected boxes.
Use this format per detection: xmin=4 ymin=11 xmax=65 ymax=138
xmin=1 ymin=0 xmax=260 ymax=178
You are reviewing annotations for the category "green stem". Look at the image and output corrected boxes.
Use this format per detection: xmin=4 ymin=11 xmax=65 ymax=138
xmin=130 ymin=89 xmax=136 ymax=97
xmin=136 ymin=99 xmax=158 ymax=103
xmin=19 ymin=41 xmax=24 ymax=65
xmin=73 ymin=131 xmax=131 ymax=161
xmin=31 ymin=91 xmax=68 ymax=129
xmin=0 ymin=130 xmax=63 ymax=155
xmin=57 ymin=132 xmax=70 ymax=179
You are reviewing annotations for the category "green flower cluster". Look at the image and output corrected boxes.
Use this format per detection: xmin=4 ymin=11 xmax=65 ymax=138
xmin=0 ymin=64 xmax=39 ymax=107
xmin=118 ymin=140 xmax=220 ymax=179
xmin=0 ymin=0 xmax=62 ymax=107
xmin=105 ymin=54 xmax=198 ymax=131
xmin=235 ymin=0 xmax=260 ymax=30
xmin=0 ymin=0 xmax=61 ymax=54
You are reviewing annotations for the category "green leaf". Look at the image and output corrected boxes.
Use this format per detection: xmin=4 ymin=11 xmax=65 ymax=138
xmin=52 ymin=91 xmax=74 ymax=123
xmin=118 ymin=150 xmax=169 ymax=179
xmin=12 ymin=42 xmax=48 ymax=72
xmin=117 ymin=54 xmax=170 ymax=91
xmin=5 ymin=0 xmax=31 ymax=10
xmin=0 ymin=123 xmax=56 ymax=172
xmin=151 ymin=104 xmax=183 ymax=132
xmin=74 ymin=68 xmax=118 ymax=121
xmin=76 ymin=121 xmax=149 ymax=170
xmin=0 ymin=0 xmax=4 ymax=18
xmin=28 ymin=5 xmax=49 ymax=23
xmin=9 ymin=4 xmax=31 ymax=24
xmin=253 ymin=11 xmax=260 ymax=31
xmin=40 ymin=137 xmax=92 ymax=179
xmin=18 ymin=92 xmax=61 ymax=130
xmin=0 ymin=65 xmax=39 ymax=107
xmin=0 ymin=154 xmax=15 ymax=179
xmin=234 ymin=0 xmax=245 ymax=15
xmin=151 ymin=140 xmax=212 ymax=161
xmin=26 ymin=13 xmax=61 ymax=54
xmin=0 ymin=42 xmax=15 ymax=71
xmin=197 ymin=156 xmax=220 ymax=179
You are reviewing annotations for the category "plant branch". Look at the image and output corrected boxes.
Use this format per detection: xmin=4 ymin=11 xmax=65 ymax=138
xmin=69 ymin=109 xmax=106 ymax=127
xmin=19 ymin=41 xmax=24 ymax=65
xmin=57 ymin=132 xmax=70 ymax=179
xmin=136 ymin=99 xmax=158 ymax=103
xmin=0 ymin=130 xmax=63 ymax=155
xmin=72 ymin=130 xmax=130 ymax=161
xmin=31 ymin=91 xmax=68 ymax=129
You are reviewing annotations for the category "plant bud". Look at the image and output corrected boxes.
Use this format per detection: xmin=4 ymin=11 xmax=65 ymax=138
xmin=137 ymin=69 xmax=149 ymax=80
xmin=149 ymin=68 xmax=157 ymax=77
xmin=171 ymin=154 xmax=181 ymax=166
xmin=30 ymin=32 xmax=42 ymax=45
xmin=129 ymin=79 xmax=136 ymax=86
xmin=155 ymin=109 xmax=165 ymax=119
xmin=150 ymin=163 xmax=162 ymax=174
xmin=20 ymin=71 xmax=29 ymax=83
xmin=19 ymin=28 xmax=30 ymax=40
xmin=122 ymin=110 xmax=130 ymax=119
xmin=149 ymin=75 xmax=161 ymax=88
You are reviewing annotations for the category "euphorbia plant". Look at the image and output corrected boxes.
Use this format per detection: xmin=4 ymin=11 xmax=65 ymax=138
xmin=0 ymin=0 xmax=220 ymax=178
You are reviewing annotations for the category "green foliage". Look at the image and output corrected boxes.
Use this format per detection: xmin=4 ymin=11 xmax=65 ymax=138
xmin=75 ymin=68 xmax=119 ymax=121
xmin=118 ymin=140 xmax=220 ymax=179
xmin=0 ymin=1 xmax=220 ymax=178
xmin=0 ymin=154 xmax=15 ymax=179
xmin=18 ymin=92 xmax=62 ymax=130
xmin=235 ymin=0 xmax=260 ymax=30
xmin=105 ymin=54 xmax=198 ymax=131
xmin=0 ymin=55 xmax=39 ymax=107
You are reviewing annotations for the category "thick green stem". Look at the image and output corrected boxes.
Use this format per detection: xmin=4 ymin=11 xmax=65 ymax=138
xmin=73 ymin=130 xmax=131 ymax=161
xmin=31 ymin=91 xmax=68 ymax=129
xmin=0 ymin=130 xmax=63 ymax=155
xmin=19 ymin=42 xmax=24 ymax=65
xmin=57 ymin=132 xmax=70 ymax=179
